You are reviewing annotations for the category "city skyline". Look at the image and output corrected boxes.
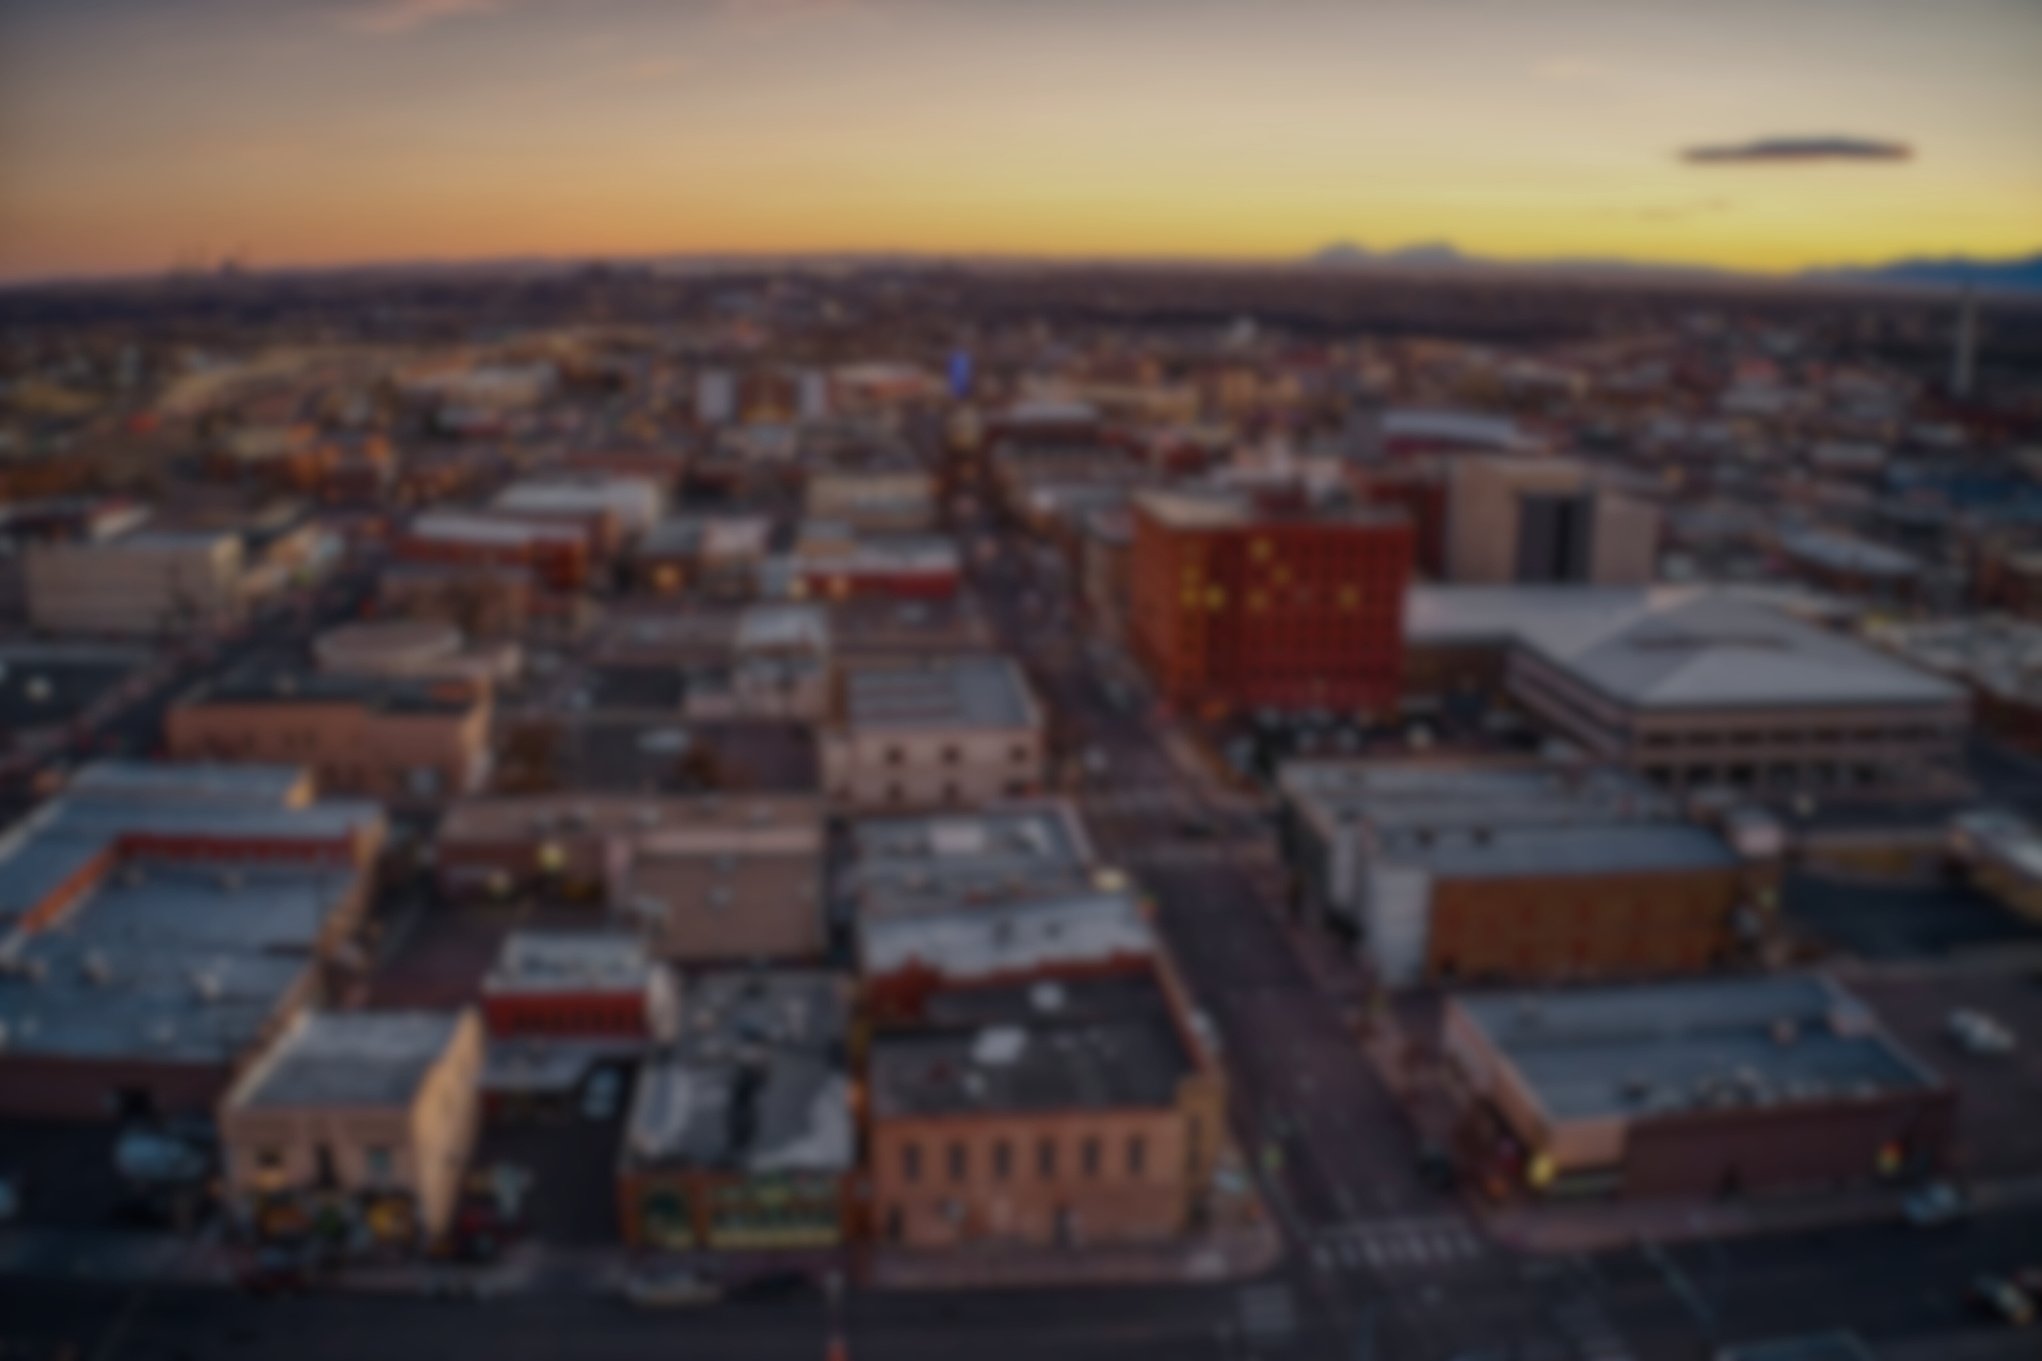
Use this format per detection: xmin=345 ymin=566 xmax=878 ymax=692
xmin=3 ymin=0 xmax=2040 ymax=284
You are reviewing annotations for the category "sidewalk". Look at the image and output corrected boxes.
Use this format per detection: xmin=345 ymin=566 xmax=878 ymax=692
xmin=866 ymin=1219 xmax=1283 ymax=1292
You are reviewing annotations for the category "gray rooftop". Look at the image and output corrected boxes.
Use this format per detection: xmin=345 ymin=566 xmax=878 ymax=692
xmin=842 ymin=803 xmax=1096 ymax=921
xmin=1281 ymin=760 xmax=1670 ymax=835
xmin=870 ymin=973 xmax=1191 ymax=1118
xmin=1458 ymin=974 xmax=1942 ymax=1125
xmin=839 ymin=653 xmax=1037 ymax=730
xmin=233 ymin=1010 xmax=466 ymax=1110
xmin=622 ymin=970 xmax=851 ymax=1174
xmin=1401 ymin=823 xmax=1738 ymax=879
xmin=483 ymin=930 xmax=652 ymax=996
xmin=859 ymin=890 xmax=1154 ymax=984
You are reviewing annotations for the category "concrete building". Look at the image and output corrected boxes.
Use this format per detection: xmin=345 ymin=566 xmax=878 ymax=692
xmin=166 ymin=666 xmax=492 ymax=805
xmin=1279 ymin=759 xmax=1758 ymax=984
xmin=1867 ymin=615 xmax=2042 ymax=755
xmin=25 ymin=528 xmax=247 ymax=637
xmin=1442 ymin=974 xmax=1953 ymax=1200
xmin=0 ymin=762 xmax=385 ymax=1120
xmin=616 ymin=971 xmax=854 ymax=1251
xmin=805 ymin=470 xmax=937 ymax=533
xmin=790 ymin=523 xmax=961 ymax=602
xmin=821 ymin=655 xmax=1045 ymax=810
xmin=314 ymin=620 xmax=519 ymax=691
xmin=1128 ymin=488 xmax=1411 ymax=720
xmin=436 ymin=794 xmax=826 ymax=963
xmin=395 ymin=512 xmax=590 ymax=592
xmin=1947 ymin=807 xmax=2042 ymax=925
xmin=867 ymin=954 xmax=1225 ymax=1250
xmin=477 ymin=930 xmax=677 ymax=1115
xmin=1774 ymin=529 xmax=1921 ymax=604
xmin=220 ymin=1009 xmax=486 ymax=1246
xmin=1444 ymin=457 xmax=1659 ymax=587
xmin=586 ymin=605 xmax=830 ymax=722
xmin=1406 ymin=587 xmax=1969 ymax=794
xmin=838 ymin=802 xmax=1101 ymax=925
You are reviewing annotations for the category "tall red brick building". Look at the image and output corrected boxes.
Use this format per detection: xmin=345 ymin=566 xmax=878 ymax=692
xmin=1128 ymin=489 xmax=1412 ymax=718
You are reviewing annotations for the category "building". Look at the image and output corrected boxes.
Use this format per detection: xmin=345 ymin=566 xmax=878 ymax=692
xmin=1444 ymin=457 xmax=1659 ymax=586
xmin=479 ymin=930 xmax=676 ymax=1042
xmin=166 ymin=666 xmax=491 ymax=805
xmin=586 ymin=605 xmax=830 ymax=723
xmin=219 ymin=1009 xmax=486 ymax=1246
xmin=1127 ymin=488 xmax=1412 ymax=719
xmin=1947 ymin=807 xmax=2042 ymax=924
xmin=630 ymin=515 xmax=772 ymax=598
xmin=821 ymin=654 xmax=1045 ymax=810
xmin=437 ymin=793 xmax=826 ymax=962
xmin=838 ymin=801 xmax=1100 ymax=925
xmin=864 ymin=894 xmax=1226 ymax=1251
xmin=805 ymin=470 xmax=937 ymax=533
xmin=790 ymin=523 xmax=961 ymax=602
xmin=24 ymin=527 xmax=247 ymax=637
xmin=1867 ymin=616 xmax=2042 ymax=755
xmin=1442 ymin=974 xmax=1953 ymax=1200
xmin=1774 ymin=529 xmax=1921 ymax=604
xmin=0 ymin=762 xmax=384 ymax=1119
xmin=394 ymin=512 xmax=590 ymax=592
xmin=1279 ymin=759 xmax=1759 ymax=984
xmin=491 ymin=474 xmax=666 ymax=555
xmin=314 ymin=620 xmax=519 ymax=690
xmin=616 ymin=971 xmax=855 ymax=1251
xmin=1406 ymin=586 xmax=1969 ymax=794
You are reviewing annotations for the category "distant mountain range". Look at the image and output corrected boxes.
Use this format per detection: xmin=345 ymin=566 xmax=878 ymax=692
xmin=1307 ymin=241 xmax=2042 ymax=295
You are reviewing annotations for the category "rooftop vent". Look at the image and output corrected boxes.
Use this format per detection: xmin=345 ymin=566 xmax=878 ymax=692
xmin=970 ymin=1026 xmax=1027 ymax=1067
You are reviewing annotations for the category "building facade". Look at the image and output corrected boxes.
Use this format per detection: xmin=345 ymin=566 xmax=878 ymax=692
xmin=821 ymin=655 xmax=1045 ymax=810
xmin=1128 ymin=489 xmax=1412 ymax=719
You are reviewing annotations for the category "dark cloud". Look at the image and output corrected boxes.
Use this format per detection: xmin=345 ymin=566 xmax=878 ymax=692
xmin=1681 ymin=137 xmax=1912 ymax=165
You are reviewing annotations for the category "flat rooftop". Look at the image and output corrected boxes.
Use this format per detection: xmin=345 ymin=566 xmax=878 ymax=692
xmin=439 ymin=792 xmax=820 ymax=847
xmin=232 ymin=1010 xmax=465 ymax=1110
xmin=1281 ymin=759 xmax=1671 ymax=834
xmin=1870 ymin=615 xmax=2042 ymax=703
xmin=839 ymin=654 xmax=1037 ymax=731
xmin=842 ymin=802 xmax=1096 ymax=921
xmin=186 ymin=665 xmax=477 ymax=716
xmin=0 ymin=860 xmax=367 ymax=1065
xmin=1133 ymin=487 xmax=1404 ymax=531
xmin=1457 ymin=974 xmax=1942 ymax=1126
xmin=483 ymin=930 xmax=653 ymax=996
xmin=622 ymin=970 xmax=851 ymax=1173
xmin=870 ymin=972 xmax=1191 ymax=1118
xmin=860 ymin=890 xmax=1154 ymax=985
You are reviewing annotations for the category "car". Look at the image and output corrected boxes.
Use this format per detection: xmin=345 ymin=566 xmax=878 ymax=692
xmin=581 ymin=1069 xmax=624 ymax=1121
xmin=1901 ymin=1181 xmax=1967 ymax=1228
xmin=1965 ymin=1275 xmax=2036 ymax=1327
xmin=1945 ymin=1008 xmax=2017 ymax=1056
xmin=621 ymin=1268 xmax=723 ymax=1310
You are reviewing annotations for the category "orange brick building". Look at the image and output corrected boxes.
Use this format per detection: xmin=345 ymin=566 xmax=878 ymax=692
xmin=1128 ymin=488 xmax=1411 ymax=719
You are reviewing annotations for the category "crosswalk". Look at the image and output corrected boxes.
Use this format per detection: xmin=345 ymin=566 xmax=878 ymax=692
xmin=1236 ymin=1282 xmax=1299 ymax=1344
xmin=1551 ymin=1292 xmax=1634 ymax=1361
xmin=1309 ymin=1215 xmax=1489 ymax=1275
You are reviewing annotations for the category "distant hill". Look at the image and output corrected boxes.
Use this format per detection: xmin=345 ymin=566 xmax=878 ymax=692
xmin=1804 ymin=253 xmax=2042 ymax=294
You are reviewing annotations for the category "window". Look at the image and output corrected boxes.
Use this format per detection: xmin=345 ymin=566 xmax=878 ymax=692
xmin=992 ymin=1140 xmax=1012 ymax=1181
xmin=942 ymin=745 xmax=961 ymax=765
xmin=901 ymin=1142 xmax=922 ymax=1184
xmin=886 ymin=745 xmax=905 ymax=766
xmin=1010 ymin=743 xmax=1031 ymax=764
xmin=1037 ymin=1136 xmax=1058 ymax=1178
xmin=1081 ymin=1136 xmax=1101 ymax=1178
xmin=364 ymin=1145 xmax=394 ymax=1181
xmin=1126 ymin=1135 xmax=1146 ymax=1177
xmin=948 ymin=1141 xmax=968 ymax=1183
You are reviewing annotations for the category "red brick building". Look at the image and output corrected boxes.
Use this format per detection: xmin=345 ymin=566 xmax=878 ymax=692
xmin=1128 ymin=488 xmax=1412 ymax=719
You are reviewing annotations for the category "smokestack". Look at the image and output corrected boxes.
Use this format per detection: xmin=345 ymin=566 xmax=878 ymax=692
xmin=1951 ymin=287 xmax=1978 ymax=400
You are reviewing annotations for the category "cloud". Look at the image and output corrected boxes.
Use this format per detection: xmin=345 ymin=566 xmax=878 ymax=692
xmin=1681 ymin=136 xmax=1912 ymax=165
xmin=340 ymin=0 xmax=502 ymax=36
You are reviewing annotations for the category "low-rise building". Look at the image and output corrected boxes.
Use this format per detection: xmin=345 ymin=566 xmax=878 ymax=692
xmin=821 ymin=655 xmax=1045 ymax=810
xmin=1279 ymin=759 xmax=1760 ymax=984
xmin=437 ymin=793 xmax=826 ymax=962
xmin=790 ymin=522 xmax=961 ymax=602
xmin=616 ymin=971 xmax=854 ymax=1251
xmin=0 ymin=761 xmax=385 ymax=1120
xmin=314 ymin=620 xmax=519 ymax=690
xmin=1947 ymin=807 xmax=2042 ymax=924
xmin=586 ymin=604 xmax=830 ymax=722
xmin=220 ymin=1009 xmax=486 ymax=1247
xmin=1868 ymin=616 xmax=2042 ymax=755
xmin=867 ymin=962 xmax=1224 ymax=1250
xmin=805 ymin=470 xmax=937 ymax=533
xmin=24 ymin=527 xmax=248 ymax=637
xmin=1406 ymin=586 xmax=1968 ymax=794
xmin=1442 ymin=974 xmax=1953 ymax=1200
xmin=838 ymin=801 xmax=1099 ymax=925
xmin=166 ymin=666 xmax=491 ymax=805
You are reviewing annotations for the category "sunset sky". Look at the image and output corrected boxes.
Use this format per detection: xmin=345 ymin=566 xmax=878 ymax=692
xmin=1 ymin=0 xmax=2037 ymax=283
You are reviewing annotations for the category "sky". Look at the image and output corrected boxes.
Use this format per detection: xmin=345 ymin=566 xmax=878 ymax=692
xmin=1 ymin=0 xmax=2038 ymax=282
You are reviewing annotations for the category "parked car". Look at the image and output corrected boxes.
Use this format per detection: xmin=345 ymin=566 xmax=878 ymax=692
xmin=1965 ymin=1275 xmax=2036 ymax=1327
xmin=582 ymin=1068 xmax=624 ymax=1122
xmin=236 ymin=1246 xmax=310 ymax=1297
xmin=621 ymin=1268 xmax=723 ymax=1310
xmin=1901 ymin=1181 xmax=1967 ymax=1228
xmin=1945 ymin=1008 xmax=2017 ymax=1056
